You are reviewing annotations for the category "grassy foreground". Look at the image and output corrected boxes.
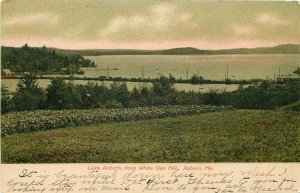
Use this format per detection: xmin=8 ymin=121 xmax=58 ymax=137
xmin=2 ymin=110 xmax=300 ymax=163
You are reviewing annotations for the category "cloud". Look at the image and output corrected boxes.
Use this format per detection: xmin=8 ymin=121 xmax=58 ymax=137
xmin=179 ymin=13 xmax=192 ymax=23
xmin=231 ymin=24 xmax=255 ymax=35
xmin=101 ymin=14 xmax=148 ymax=34
xmin=3 ymin=12 xmax=60 ymax=26
xmin=151 ymin=2 xmax=176 ymax=16
xmin=256 ymin=13 xmax=288 ymax=26
xmin=99 ymin=2 xmax=197 ymax=40
xmin=150 ymin=2 xmax=176 ymax=28
xmin=2 ymin=1 xmax=299 ymax=49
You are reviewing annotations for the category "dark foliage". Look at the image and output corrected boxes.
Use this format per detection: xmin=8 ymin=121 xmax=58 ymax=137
xmin=11 ymin=74 xmax=46 ymax=111
xmin=230 ymin=81 xmax=300 ymax=109
xmin=1 ymin=44 xmax=95 ymax=73
xmin=2 ymin=75 xmax=299 ymax=113
xmin=294 ymin=67 xmax=300 ymax=75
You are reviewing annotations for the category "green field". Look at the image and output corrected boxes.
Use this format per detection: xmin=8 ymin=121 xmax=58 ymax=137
xmin=2 ymin=110 xmax=300 ymax=163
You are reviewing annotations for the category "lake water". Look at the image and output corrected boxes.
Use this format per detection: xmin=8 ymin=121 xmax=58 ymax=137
xmin=2 ymin=54 xmax=299 ymax=93
xmin=1 ymin=79 xmax=240 ymax=93
xmin=84 ymin=54 xmax=300 ymax=80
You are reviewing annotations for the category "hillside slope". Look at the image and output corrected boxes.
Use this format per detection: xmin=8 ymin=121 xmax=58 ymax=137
xmin=53 ymin=44 xmax=300 ymax=55
xmin=2 ymin=109 xmax=299 ymax=163
xmin=2 ymin=44 xmax=299 ymax=56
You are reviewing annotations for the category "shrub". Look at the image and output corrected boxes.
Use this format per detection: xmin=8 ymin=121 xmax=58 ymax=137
xmin=1 ymin=105 xmax=234 ymax=136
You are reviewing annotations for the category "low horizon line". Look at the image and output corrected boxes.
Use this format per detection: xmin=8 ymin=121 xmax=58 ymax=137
xmin=1 ymin=43 xmax=299 ymax=51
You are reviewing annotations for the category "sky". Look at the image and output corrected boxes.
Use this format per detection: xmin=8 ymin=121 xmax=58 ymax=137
xmin=1 ymin=0 xmax=300 ymax=50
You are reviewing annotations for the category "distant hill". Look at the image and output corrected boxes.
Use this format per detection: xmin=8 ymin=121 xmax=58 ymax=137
xmin=158 ymin=47 xmax=206 ymax=55
xmin=206 ymin=44 xmax=300 ymax=55
xmin=3 ymin=44 xmax=300 ymax=56
xmin=53 ymin=44 xmax=300 ymax=56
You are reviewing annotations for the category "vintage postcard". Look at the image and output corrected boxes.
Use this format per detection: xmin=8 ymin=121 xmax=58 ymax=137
xmin=1 ymin=0 xmax=299 ymax=192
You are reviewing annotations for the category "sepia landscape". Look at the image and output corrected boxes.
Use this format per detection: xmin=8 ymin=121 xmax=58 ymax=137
xmin=1 ymin=1 xmax=299 ymax=163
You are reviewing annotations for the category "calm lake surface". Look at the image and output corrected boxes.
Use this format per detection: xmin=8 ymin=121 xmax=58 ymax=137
xmin=2 ymin=54 xmax=299 ymax=93
xmin=84 ymin=54 xmax=300 ymax=80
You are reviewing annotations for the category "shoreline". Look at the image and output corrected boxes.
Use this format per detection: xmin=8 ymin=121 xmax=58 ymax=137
xmin=2 ymin=76 xmax=252 ymax=85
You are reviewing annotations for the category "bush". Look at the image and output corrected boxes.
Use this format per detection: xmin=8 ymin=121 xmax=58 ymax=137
xmin=230 ymin=81 xmax=300 ymax=109
xmin=104 ymin=100 xmax=124 ymax=109
xmin=1 ymin=105 xmax=234 ymax=136
xmin=279 ymin=100 xmax=300 ymax=111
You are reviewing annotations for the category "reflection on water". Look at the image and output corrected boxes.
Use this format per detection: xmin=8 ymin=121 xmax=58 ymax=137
xmin=1 ymin=79 xmax=241 ymax=93
xmin=3 ymin=54 xmax=298 ymax=93
xmin=84 ymin=54 xmax=299 ymax=80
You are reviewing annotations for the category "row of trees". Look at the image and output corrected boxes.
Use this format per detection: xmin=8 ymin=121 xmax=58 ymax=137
xmin=1 ymin=74 xmax=299 ymax=114
xmin=1 ymin=44 xmax=96 ymax=73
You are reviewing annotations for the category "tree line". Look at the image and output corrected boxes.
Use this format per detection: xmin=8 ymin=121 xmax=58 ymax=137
xmin=1 ymin=75 xmax=299 ymax=114
xmin=1 ymin=44 xmax=96 ymax=74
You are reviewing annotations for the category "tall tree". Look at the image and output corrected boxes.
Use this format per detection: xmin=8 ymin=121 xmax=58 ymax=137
xmin=12 ymin=74 xmax=46 ymax=111
xmin=152 ymin=75 xmax=175 ymax=96
xmin=46 ymin=78 xmax=69 ymax=109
